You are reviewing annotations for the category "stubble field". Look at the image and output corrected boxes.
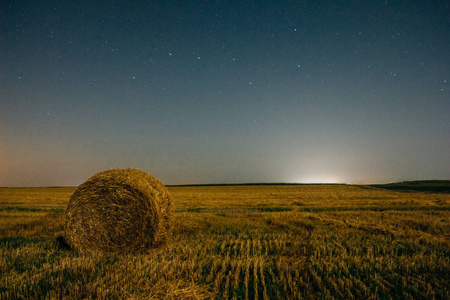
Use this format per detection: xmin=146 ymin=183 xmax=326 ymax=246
xmin=0 ymin=184 xmax=449 ymax=299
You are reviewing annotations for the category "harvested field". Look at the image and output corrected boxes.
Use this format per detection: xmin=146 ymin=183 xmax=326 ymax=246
xmin=1 ymin=184 xmax=449 ymax=299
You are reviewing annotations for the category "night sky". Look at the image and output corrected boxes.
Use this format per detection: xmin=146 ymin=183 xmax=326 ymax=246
xmin=1 ymin=0 xmax=449 ymax=187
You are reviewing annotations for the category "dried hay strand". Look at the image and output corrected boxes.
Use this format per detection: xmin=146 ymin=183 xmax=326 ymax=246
xmin=126 ymin=280 xmax=213 ymax=300
xmin=65 ymin=168 xmax=173 ymax=254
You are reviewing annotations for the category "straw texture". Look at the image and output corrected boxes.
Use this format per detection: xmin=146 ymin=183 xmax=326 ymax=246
xmin=65 ymin=168 xmax=173 ymax=254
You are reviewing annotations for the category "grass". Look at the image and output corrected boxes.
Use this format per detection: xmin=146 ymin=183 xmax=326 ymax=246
xmin=0 ymin=184 xmax=449 ymax=299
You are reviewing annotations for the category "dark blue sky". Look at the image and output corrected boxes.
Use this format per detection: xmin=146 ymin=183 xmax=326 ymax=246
xmin=1 ymin=0 xmax=449 ymax=186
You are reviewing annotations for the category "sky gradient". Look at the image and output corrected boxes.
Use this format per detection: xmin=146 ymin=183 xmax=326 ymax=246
xmin=1 ymin=0 xmax=449 ymax=187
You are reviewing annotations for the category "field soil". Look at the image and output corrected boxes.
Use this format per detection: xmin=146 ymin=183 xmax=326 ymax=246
xmin=1 ymin=184 xmax=449 ymax=299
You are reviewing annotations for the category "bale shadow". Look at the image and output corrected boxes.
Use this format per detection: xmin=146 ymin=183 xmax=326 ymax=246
xmin=56 ymin=235 xmax=71 ymax=250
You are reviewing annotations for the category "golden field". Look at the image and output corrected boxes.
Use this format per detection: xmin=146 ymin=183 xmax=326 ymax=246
xmin=0 ymin=184 xmax=449 ymax=299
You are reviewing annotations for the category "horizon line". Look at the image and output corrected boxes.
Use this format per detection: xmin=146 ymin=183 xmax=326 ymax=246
xmin=1 ymin=179 xmax=449 ymax=189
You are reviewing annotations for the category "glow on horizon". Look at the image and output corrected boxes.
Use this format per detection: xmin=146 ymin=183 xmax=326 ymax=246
xmin=290 ymin=175 xmax=346 ymax=184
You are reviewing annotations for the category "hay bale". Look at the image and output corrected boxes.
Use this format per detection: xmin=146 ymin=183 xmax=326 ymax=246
xmin=65 ymin=168 xmax=173 ymax=254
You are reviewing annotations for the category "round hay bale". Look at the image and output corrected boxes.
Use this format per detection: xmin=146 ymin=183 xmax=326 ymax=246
xmin=65 ymin=168 xmax=173 ymax=254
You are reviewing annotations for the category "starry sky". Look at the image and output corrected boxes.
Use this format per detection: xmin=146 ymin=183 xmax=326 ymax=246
xmin=1 ymin=0 xmax=449 ymax=187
